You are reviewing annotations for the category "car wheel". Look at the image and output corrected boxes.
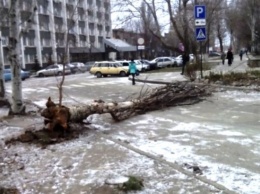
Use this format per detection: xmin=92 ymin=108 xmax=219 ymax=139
xmin=57 ymin=71 xmax=63 ymax=76
xmin=119 ymin=71 xmax=127 ymax=77
xmin=174 ymin=62 xmax=177 ymax=67
xmin=96 ymin=72 xmax=102 ymax=78
xmin=39 ymin=73 xmax=44 ymax=77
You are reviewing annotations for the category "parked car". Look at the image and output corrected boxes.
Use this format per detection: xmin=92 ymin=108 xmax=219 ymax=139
xmin=36 ymin=64 xmax=71 ymax=77
xmin=85 ymin=61 xmax=95 ymax=71
xmin=68 ymin=62 xmax=86 ymax=74
xmin=208 ymin=51 xmax=221 ymax=57
xmin=149 ymin=57 xmax=174 ymax=68
xmin=89 ymin=61 xmax=128 ymax=78
xmin=135 ymin=59 xmax=150 ymax=71
xmin=4 ymin=69 xmax=30 ymax=81
xmin=139 ymin=59 xmax=151 ymax=71
xmin=116 ymin=60 xmax=147 ymax=72
xmin=173 ymin=54 xmax=194 ymax=66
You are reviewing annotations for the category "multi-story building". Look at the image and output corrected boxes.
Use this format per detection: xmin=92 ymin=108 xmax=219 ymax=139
xmin=0 ymin=0 xmax=112 ymax=69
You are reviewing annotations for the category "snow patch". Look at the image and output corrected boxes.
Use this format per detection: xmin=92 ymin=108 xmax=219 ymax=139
xmin=168 ymin=122 xmax=201 ymax=132
xmin=217 ymin=131 xmax=245 ymax=136
xmin=0 ymin=126 xmax=26 ymax=143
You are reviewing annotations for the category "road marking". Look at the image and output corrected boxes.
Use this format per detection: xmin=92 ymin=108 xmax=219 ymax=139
xmin=69 ymin=84 xmax=85 ymax=88
xmin=80 ymin=82 xmax=94 ymax=86
xmin=37 ymin=87 xmax=49 ymax=91
xmin=63 ymin=85 xmax=72 ymax=89
xmin=48 ymin=86 xmax=58 ymax=90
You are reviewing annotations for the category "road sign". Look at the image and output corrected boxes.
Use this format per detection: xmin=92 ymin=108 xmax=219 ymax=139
xmin=138 ymin=45 xmax=145 ymax=50
xmin=195 ymin=5 xmax=206 ymax=19
xmin=195 ymin=19 xmax=206 ymax=26
xmin=196 ymin=27 xmax=206 ymax=41
xmin=137 ymin=38 xmax=144 ymax=45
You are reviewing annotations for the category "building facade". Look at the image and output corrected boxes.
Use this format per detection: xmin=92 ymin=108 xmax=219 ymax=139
xmin=0 ymin=0 xmax=112 ymax=69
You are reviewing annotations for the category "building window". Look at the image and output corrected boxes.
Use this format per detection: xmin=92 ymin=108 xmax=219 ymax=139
xmin=1 ymin=37 xmax=8 ymax=46
xmin=1 ymin=0 xmax=8 ymax=7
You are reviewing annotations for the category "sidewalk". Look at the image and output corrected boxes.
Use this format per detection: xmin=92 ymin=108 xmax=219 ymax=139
xmin=1 ymin=60 xmax=260 ymax=193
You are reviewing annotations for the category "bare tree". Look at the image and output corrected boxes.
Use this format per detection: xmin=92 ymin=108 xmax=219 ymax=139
xmin=0 ymin=31 xmax=6 ymax=99
xmin=8 ymin=0 xmax=37 ymax=114
xmin=113 ymin=0 xmax=229 ymax=58
xmin=9 ymin=0 xmax=25 ymax=113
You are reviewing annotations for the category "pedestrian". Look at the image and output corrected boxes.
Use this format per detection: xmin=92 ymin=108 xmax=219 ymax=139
xmin=181 ymin=52 xmax=190 ymax=75
xmin=226 ymin=49 xmax=234 ymax=66
xmin=129 ymin=59 xmax=137 ymax=85
xmin=239 ymin=50 xmax=243 ymax=61
xmin=221 ymin=51 xmax=226 ymax=65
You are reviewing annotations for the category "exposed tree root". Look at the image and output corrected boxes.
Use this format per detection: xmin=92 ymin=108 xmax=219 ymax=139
xmin=41 ymin=82 xmax=211 ymax=131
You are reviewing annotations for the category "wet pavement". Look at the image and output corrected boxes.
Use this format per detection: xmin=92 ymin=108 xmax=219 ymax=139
xmin=0 ymin=56 xmax=260 ymax=194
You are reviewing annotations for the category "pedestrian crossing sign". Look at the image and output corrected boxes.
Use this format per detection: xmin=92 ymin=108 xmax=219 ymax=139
xmin=196 ymin=27 xmax=206 ymax=41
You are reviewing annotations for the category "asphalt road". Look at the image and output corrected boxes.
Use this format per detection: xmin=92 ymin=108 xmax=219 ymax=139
xmin=3 ymin=62 xmax=260 ymax=193
xmin=6 ymin=73 xmax=150 ymax=106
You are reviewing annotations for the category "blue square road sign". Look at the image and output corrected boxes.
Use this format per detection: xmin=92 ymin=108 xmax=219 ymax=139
xmin=195 ymin=5 xmax=206 ymax=19
xmin=196 ymin=27 xmax=206 ymax=41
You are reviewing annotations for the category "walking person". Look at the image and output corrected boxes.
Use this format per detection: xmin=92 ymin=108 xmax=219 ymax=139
xmin=129 ymin=59 xmax=137 ymax=85
xmin=181 ymin=52 xmax=190 ymax=75
xmin=226 ymin=49 xmax=234 ymax=66
xmin=221 ymin=51 xmax=226 ymax=65
xmin=239 ymin=50 xmax=243 ymax=61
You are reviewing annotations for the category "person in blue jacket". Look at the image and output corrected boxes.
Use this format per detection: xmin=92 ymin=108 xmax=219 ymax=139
xmin=129 ymin=59 xmax=137 ymax=85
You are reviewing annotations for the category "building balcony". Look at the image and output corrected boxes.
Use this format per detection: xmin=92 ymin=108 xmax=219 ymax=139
xmin=78 ymin=15 xmax=85 ymax=21
xmin=1 ymin=20 xmax=9 ymax=27
xmin=78 ymin=0 xmax=84 ymax=7
xmin=40 ymin=25 xmax=50 ymax=31
xmin=54 ymin=10 xmax=62 ymax=17
xmin=100 ymin=7 xmax=105 ymax=13
xmin=89 ymin=30 xmax=95 ymax=36
xmin=67 ymin=0 xmax=74 ymax=5
xmin=57 ymin=41 xmax=64 ymax=47
xmin=88 ymin=18 xmax=95 ymax=23
xmin=38 ymin=4 xmax=49 ymax=15
xmin=41 ymin=40 xmax=51 ymax=47
xmin=98 ymin=31 xmax=103 ymax=36
xmin=79 ymin=28 xmax=85 ymax=34
xmin=24 ymin=40 xmax=35 ymax=47
xmin=55 ymin=26 xmax=63 ymax=32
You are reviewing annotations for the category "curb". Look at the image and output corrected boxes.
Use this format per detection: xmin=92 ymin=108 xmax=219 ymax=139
xmin=130 ymin=77 xmax=260 ymax=91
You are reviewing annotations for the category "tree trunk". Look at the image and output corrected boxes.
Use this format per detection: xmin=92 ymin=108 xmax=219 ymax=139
xmin=41 ymin=83 xmax=211 ymax=131
xmin=0 ymin=31 xmax=6 ymax=98
xmin=9 ymin=0 xmax=25 ymax=114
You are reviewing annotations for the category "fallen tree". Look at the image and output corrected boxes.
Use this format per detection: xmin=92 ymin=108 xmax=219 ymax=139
xmin=41 ymin=82 xmax=211 ymax=131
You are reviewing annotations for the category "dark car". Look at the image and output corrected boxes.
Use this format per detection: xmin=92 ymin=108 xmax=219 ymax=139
xmin=209 ymin=51 xmax=221 ymax=57
xmin=85 ymin=61 xmax=95 ymax=71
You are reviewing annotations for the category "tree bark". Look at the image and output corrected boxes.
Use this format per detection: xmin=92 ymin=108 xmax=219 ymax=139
xmin=9 ymin=0 xmax=25 ymax=114
xmin=41 ymin=83 xmax=211 ymax=131
xmin=0 ymin=31 xmax=6 ymax=98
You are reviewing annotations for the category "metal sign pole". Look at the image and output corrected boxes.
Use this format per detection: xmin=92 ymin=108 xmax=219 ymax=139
xmin=195 ymin=5 xmax=206 ymax=79
xmin=200 ymin=42 xmax=203 ymax=78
